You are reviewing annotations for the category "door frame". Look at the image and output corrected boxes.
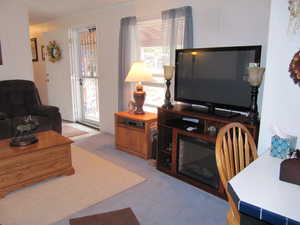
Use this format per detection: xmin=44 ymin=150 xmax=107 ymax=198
xmin=69 ymin=25 xmax=100 ymax=128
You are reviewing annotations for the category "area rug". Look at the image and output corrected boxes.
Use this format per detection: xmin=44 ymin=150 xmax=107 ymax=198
xmin=70 ymin=208 xmax=141 ymax=225
xmin=0 ymin=146 xmax=145 ymax=225
xmin=62 ymin=124 xmax=88 ymax=138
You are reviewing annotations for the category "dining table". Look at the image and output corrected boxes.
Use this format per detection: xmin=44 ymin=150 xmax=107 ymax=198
xmin=228 ymin=152 xmax=300 ymax=225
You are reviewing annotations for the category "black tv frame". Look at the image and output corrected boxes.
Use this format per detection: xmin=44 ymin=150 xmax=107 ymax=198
xmin=174 ymin=45 xmax=262 ymax=114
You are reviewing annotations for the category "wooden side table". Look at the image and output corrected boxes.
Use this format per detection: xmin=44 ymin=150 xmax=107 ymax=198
xmin=115 ymin=112 xmax=157 ymax=160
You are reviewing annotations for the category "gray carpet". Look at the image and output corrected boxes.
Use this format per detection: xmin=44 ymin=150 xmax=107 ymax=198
xmin=53 ymin=133 xmax=228 ymax=225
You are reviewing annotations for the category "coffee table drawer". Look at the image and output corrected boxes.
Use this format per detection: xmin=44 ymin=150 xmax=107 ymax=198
xmin=0 ymin=131 xmax=75 ymax=198
xmin=0 ymin=156 xmax=70 ymax=188
xmin=0 ymin=145 xmax=70 ymax=175
xmin=0 ymin=145 xmax=72 ymax=189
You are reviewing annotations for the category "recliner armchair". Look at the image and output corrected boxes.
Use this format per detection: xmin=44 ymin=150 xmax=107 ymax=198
xmin=0 ymin=80 xmax=62 ymax=139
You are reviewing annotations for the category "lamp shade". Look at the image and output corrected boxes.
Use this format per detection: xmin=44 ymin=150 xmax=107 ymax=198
xmin=163 ymin=65 xmax=175 ymax=80
xmin=248 ymin=67 xmax=265 ymax=87
xmin=125 ymin=62 xmax=154 ymax=82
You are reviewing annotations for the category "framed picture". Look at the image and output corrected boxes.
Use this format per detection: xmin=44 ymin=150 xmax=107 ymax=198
xmin=41 ymin=45 xmax=45 ymax=61
xmin=0 ymin=41 xmax=2 ymax=65
xmin=31 ymin=38 xmax=38 ymax=62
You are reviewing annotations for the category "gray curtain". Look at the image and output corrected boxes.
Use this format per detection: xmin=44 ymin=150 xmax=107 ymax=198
xmin=162 ymin=6 xmax=193 ymax=103
xmin=118 ymin=17 xmax=138 ymax=111
xmin=162 ymin=6 xmax=193 ymax=65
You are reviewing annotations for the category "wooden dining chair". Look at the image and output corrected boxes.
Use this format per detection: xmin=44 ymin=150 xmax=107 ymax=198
xmin=215 ymin=122 xmax=258 ymax=225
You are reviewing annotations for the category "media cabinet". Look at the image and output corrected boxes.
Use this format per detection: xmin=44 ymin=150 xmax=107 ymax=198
xmin=157 ymin=104 xmax=259 ymax=199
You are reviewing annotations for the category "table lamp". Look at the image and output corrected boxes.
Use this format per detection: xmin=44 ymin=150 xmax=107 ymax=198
xmin=125 ymin=62 xmax=154 ymax=114
xmin=248 ymin=66 xmax=265 ymax=124
xmin=162 ymin=65 xmax=175 ymax=109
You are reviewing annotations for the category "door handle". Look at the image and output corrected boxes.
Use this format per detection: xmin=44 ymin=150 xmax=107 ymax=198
xmin=79 ymin=78 xmax=83 ymax=86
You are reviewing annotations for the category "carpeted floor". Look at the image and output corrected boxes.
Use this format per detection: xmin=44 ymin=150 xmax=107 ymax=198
xmin=51 ymin=133 xmax=228 ymax=225
xmin=62 ymin=124 xmax=89 ymax=138
xmin=0 ymin=146 xmax=145 ymax=225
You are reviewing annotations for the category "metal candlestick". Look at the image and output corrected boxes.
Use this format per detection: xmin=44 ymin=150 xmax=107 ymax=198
xmin=247 ymin=66 xmax=265 ymax=124
xmin=248 ymin=86 xmax=259 ymax=124
xmin=162 ymin=79 xmax=173 ymax=109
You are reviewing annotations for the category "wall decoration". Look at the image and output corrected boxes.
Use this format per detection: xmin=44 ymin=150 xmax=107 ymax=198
xmin=289 ymin=49 xmax=300 ymax=86
xmin=41 ymin=45 xmax=45 ymax=61
xmin=288 ymin=0 xmax=300 ymax=33
xmin=0 ymin=41 xmax=2 ymax=65
xmin=31 ymin=38 xmax=38 ymax=62
xmin=47 ymin=41 xmax=61 ymax=63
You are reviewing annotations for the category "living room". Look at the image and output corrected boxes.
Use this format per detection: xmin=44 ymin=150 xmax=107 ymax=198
xmin=0 ymin=0 xmax=299 ymax=225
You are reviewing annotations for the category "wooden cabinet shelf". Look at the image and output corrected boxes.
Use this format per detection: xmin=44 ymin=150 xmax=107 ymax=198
xmin=157 ymin=105 xmax=259 ymax=199
xmin=115 ymin=112 xmax=157 ymax=160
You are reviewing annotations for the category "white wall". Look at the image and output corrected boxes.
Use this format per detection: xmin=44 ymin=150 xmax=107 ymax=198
xmin=30 ymin=32 xmax=48 ymax=104
xmin=258 ymin=0 xmax=300 ymax=154
xmin=0 ymin=0 xmax=33 ymax=81
xmin=30 ymin=0 xmax=271 ymax=134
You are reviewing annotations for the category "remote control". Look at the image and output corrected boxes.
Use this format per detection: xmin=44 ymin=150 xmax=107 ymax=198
xmin=186 ymin=126 xmax=197 ymax=132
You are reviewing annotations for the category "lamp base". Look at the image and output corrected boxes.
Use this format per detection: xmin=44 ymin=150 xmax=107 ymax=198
xmin=162 ymin=79 xmax=173 ymax=109
xmin=133 ymin=84 xmax=145 ymax=115
xmin=162 ymin=103 xmax=173 ymax=109
xmin=248 ymin=111 xmax=258 ymax=125
xmin=248 ymin=86 xmax=259 ymax=125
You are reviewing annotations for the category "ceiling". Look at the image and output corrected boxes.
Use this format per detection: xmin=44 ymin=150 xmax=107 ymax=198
xmin=22 ymin=0 xmax=130 ymax=25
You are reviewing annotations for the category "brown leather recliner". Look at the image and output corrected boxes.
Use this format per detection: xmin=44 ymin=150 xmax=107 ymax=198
xmin=0 ymin=80 xmax=62 ymax=139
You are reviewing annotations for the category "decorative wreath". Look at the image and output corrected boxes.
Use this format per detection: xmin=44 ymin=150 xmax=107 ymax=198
xmin=47 ymin=41 xmax=61 ymax=63
xmin=289 ymin=49 xmax=300 ymax=86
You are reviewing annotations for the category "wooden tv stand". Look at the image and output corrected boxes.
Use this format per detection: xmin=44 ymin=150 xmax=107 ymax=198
xmin=157 ymin=104 xmax=259 ymax=199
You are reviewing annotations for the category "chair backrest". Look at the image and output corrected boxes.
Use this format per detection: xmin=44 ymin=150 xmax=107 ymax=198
xmin=0 ymin=80 xmax=42 ymax=117
xmin=215 ymin=122 xmax=258 ymax=191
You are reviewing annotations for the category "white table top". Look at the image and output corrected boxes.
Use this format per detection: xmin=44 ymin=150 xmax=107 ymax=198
xmin=229 ymin=153 xmax=300 ymax=223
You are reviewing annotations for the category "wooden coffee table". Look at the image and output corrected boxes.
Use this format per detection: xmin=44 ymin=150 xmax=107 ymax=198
xmin=0 ymin=130 xmax=75 ymax=198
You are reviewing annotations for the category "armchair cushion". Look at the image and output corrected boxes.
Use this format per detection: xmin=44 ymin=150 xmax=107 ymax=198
xmin=0 ymin=112 xmax=7 ymax=120
xmin=0 ymin=119 xmax=12 ymax=139
xmin=33 ymin=105 xmax=60 ymax=116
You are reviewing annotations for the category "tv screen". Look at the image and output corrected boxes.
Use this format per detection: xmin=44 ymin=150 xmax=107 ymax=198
xmin=175 ymin=46 xmax=262 ymax=112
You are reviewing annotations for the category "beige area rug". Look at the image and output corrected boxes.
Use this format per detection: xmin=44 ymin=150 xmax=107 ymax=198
xmin=0 ymin=146 xmax=145 ymax=225
xmin=62 ymin=124 xmax=88 ymax=138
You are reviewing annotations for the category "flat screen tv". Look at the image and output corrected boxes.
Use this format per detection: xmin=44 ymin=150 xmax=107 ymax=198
xmin=175 ymin=46 xmax=262 ymax=113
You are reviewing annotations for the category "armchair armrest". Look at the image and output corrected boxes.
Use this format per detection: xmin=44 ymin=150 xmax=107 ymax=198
xmin=0 ymin=112 xmax=8 ymax=120
xmin=33 ymin=105 xmax=59 ymax=116
xmin=32 ymin=105 xmax=62 ymax=134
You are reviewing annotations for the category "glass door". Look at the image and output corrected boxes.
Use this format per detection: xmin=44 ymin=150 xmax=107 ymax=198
xmin=77 ymin=27 xmax=100 ymax=126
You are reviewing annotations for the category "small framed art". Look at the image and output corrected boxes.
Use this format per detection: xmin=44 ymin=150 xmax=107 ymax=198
xmin=31 ymin=38 xmax=38 ymax=62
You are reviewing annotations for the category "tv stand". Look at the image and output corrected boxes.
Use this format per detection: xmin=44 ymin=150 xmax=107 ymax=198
xmin=184 ymin=105 xmax=241 ymax=119
xmin=157 ymin=104 xmax=259 ymax=199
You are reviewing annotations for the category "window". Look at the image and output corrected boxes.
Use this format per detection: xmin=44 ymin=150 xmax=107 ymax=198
xmin=137 ymin=19 xmax=166 ymax=113
xmin=137 ymin=18 xmax=186 ymax=113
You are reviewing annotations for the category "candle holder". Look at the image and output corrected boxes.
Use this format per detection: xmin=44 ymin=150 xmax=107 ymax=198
xmin=162 ymin=66 xmax=175 ymax=109
xmin=247 ymin=66 xmax=265 ymax=124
